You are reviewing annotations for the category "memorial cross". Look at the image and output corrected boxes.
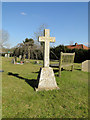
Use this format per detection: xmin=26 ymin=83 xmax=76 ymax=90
xmin=39 ymin=29 xmax=55 ymax=67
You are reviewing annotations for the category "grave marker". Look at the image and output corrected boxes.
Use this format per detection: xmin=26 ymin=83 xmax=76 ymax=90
xmin=5 ymin=54 xmax=7 ymax=57
xmin=82 ymin=60 xmax=90 ymax=72
xmin=19 ymin=55 xmax=22 ymax=60
xmin=36 ymin=29 xmax=59 ymax=91
xmin=8 ymin=54 xmax=10 ymax=58
xmin=39 ymin=29 xmax=55 ymax=67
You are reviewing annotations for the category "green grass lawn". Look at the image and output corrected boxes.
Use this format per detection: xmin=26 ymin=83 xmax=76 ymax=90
xmin=2 ymin=57 xmax=88 ymax=118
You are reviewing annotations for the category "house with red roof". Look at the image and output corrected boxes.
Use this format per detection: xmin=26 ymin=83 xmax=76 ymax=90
xmin=66 ymin=43 xmax=89 ymax=50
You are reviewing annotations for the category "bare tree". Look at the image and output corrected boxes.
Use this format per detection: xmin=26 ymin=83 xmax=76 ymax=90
xmin=0 ymin=30 xmax=10 ymax=48
xmin=32 ymin=24 xmax=48 ymax=59
xmin=13 ymin=43 xmax=24 ymax=57
xmin=33 ymin=24 xmax=48 ymax=45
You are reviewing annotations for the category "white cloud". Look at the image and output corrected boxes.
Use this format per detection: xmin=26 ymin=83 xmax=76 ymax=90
xmin=20 ymin=12 xmax=27 ymax=15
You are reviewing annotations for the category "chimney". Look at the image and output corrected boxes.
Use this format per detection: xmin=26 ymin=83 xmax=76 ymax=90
xmin=75 ymin=43 xmax=78 ymax=46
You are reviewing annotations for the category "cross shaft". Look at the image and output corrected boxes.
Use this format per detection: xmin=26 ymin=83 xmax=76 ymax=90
xmin=39 ymin=29 xmax=55 ymax=67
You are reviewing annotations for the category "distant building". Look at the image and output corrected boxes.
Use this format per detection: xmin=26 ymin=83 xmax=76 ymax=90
xmin=66 ymin=43 xmax=89 ymax=50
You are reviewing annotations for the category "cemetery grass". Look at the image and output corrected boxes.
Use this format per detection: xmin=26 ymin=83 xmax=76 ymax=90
xmin=2 ymin=57 xmax=88 ymax=118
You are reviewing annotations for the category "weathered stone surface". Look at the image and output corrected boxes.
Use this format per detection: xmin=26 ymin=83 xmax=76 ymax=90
xmin=5 ymin=54 xmax=7 ymax=57
xmin=19 ymin=55 xmax=22 ymax=59
xmin=37 ymin=29 xmax=59 ymax=91
xmin=23 ymin=54 xmax=26 ymax=60
xmin=82 ymin=60 xmax=90 ymax=72
xmin=34 ymin=61 xmax=39 ymax=64
xmin=36 ymin=67 xmax=59 ymax=91
xmin=8 ymin=54 xmax=10 ymax=58
xmin=39 ymin=29 xmax=55 ymax=68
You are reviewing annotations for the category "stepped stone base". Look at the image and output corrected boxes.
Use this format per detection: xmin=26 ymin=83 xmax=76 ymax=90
xmin=36 ymin=67 xmax=59 ymax=91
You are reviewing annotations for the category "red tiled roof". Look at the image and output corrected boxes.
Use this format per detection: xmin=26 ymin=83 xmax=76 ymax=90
xmin=66 ymin=43 xmax=89 ymax=50
xmin=83 ymin=45 xmax=89 ymax=50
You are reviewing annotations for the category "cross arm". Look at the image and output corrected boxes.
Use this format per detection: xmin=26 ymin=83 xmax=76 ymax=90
xmin=39 ymin=36 xmax=55 ymax=43
xmin=49 ymin=37 xmax=55 ymax=43
xmin=39 ymin=36 xmax=46 ymax=42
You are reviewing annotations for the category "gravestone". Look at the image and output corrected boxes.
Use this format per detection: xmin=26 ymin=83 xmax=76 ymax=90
xmin=34 ymin=61 xmax=39 ymax=64
xmin=13 ymin=58 xmax=15 ymax=64
xmin=11 ymin=58 xmax=15 ymax=64
xmin=23 ymin=54 xmax=26 ymax=60
xmin=8 ymin=54 xmax=10 ymax=58
xmin=19 ymin=55 xmax=22 ymax=60
xmin=5 ymin=54 xmax=7 ymax=57
xmin=36 ymin=29 xmax=59 ymax=91
xmin=82 ymin=60 xmax=90 ymax=72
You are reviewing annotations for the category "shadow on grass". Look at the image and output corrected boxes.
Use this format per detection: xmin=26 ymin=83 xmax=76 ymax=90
xmin=32 ymin=71 xmax=39 ymax=73
xmin=53 ymin=68 xmax=77 ymax=77
xmin=8 ymin=69 xmax=41 ymax=91
xmin=32 ymin=69 xmax=60 ymax=77
xmin=74 ymin=68 xmax=81 ymax=71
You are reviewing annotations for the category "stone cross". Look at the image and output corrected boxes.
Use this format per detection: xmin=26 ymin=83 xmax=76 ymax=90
xmin=39 ymin=29 xmax=55 ymax=67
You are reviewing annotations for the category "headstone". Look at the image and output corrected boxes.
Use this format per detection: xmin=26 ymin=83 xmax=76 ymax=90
xmin=34 ymin=61 xmax=39 ymax=64
xmin=36 ymin=29 xmax=59 ymax=91
xmin=8 ymin=54 xmax=10 ymax=58
xmin=26 ymin=60 xmax=30 ymax=63
xmin=14 ymin=58 xmax=15 ymax=64
xmin=82 ymin=60 xmax=90 ymax=72
xmin=5 ymin=54 xmax=7 ymax=57
xmin=0 ymin=70 xmax=4 ymax=72
xmin=23 ymin=54 xmax=26 ymax=60
xmin=19 ymin=55 xmax=22 ymax=60
xmin=11 ymin=59 xmax=14 ymax=64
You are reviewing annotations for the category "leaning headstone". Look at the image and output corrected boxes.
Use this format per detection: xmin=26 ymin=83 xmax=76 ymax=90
xmin=36 ymin=29 xmax=59 ymax=91
xmin=82 ymin=60 xmax=90 ymax=72
xmin=5 ymin=54 xmax=7 ymax=57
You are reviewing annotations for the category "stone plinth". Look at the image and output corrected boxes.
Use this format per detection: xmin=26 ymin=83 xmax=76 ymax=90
xmin=36 ymin=67 xmax=59 ymax=91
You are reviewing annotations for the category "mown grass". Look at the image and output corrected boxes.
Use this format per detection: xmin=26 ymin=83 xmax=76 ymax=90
xmin=2 ymin=57 xmax=88 ymax=118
